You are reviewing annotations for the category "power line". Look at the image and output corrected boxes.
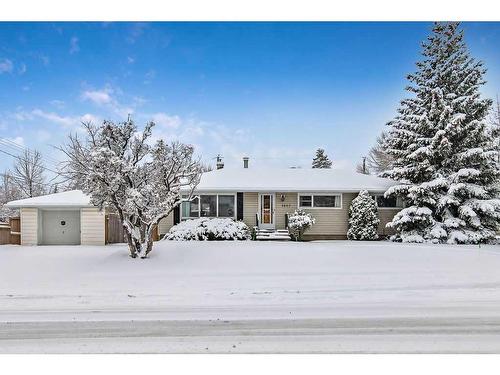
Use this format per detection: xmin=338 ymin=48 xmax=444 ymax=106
xmin=0 ymin=148 xmax=62 ymax=176
xmin=0 ymin=137 xmax=61 ymax=167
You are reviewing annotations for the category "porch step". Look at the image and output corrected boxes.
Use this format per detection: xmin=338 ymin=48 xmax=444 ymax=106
xmin=255 ymin=228 xmax=291 ymax=241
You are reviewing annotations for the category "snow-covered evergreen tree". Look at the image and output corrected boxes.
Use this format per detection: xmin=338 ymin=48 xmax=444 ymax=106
xmin=61 ymin=119 xmax=202 ymax=258
xmin=382 ymin=22 xmax=500 ymax=244
xmin=347 ymin=190 xmax=380 ymax=240
xmin=312 ymin=148 xmax=333 ymax=168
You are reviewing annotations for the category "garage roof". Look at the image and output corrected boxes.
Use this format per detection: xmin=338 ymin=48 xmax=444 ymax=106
xmin=6 ymin=190 xmax=92 ymax=208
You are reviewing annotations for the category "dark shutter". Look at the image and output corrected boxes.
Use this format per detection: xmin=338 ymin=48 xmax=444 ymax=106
xmin=237 ymin=192 xmax=244 ymax=221
xmin=173 ymin=205 xmax=180 ymax=225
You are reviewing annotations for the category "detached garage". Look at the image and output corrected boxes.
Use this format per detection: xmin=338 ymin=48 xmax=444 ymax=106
xmin=5 ymin=190 xmax=105 ymax=246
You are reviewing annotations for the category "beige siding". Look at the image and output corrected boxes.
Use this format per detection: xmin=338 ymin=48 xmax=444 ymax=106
xmin=275 ymin=192 xmax=298 ymax=229
xmin=80 ymin=207 xmax=105 ymax=245
xmin=301 ymin=193 xmax=356 ymax=237
xmin=20 ymin=208 xmax=38 ymax=245
xmin=158 ymin=213 xmax=174 ymax=235
xmin=377 ymin=208 xmax=400 ymax=236
xmin=242 ymin=192 xmax=258 ymax=228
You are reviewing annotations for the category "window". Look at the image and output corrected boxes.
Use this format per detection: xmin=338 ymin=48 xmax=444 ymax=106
xmin=200 ymin=195 xmax=217 ymax=217
xmin=181 ymin=194 xmax=236 ymax=220
xmin=299 ymin=195 xmax=312 ymax=207
xmin=373 ymin=195 xmax=403 ymax=208
xmin=299 ymin=194 xmax=341 ymax=208
xmin=313 ymin=195 xmax=338 ymax=208
xmin=218 ymin=195 xmax=235 ymax=217
xmin=181 ymin=196 xmax=199 ymax=218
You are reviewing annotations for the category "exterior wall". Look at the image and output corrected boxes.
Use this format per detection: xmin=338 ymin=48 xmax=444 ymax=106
xmin=158 ymin=213 xmax=174 ymax=235
xmin=275 ymin=192 xmax=298 ymax=229
xmin=20 ymin=207 xmax=38 ymax=245
xmin=80 ymin=207 xmax=105 ymax=245
xmin=377 ymin=208 xmax=399 ymax=237
xmin=242 ymin=192 xmax=258 ymax=228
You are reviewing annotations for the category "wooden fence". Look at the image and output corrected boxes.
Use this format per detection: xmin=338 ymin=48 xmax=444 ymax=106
xmin=0 ymin=217 xmax=21 ymax=245
xmin=105 ymin=214 xmax=159 ymax=244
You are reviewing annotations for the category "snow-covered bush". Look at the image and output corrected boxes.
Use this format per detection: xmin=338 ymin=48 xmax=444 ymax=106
xmin=164 ymin=218 xmax=251 ymax=241
xmin=288 ymin=209 xmax=315 ymax=241
xmin=347 ymin=190 xmax=380 ymax=241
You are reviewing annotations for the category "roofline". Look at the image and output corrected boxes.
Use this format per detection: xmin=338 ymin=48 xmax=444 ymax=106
xmin=181 ymin=188 xmax=391 ymax=193
xmin=5 ymin=203 xmax=94 ymax=209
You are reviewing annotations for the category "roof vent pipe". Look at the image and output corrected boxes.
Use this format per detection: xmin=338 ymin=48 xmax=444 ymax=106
xmin=243 ymin=156 xmax=249 ymax=169
xmin=216 ymin=155 xmax=224 ymax=170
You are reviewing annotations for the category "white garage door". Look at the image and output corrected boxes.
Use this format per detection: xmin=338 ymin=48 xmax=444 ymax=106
xmin=42 ymin=210 xmax=81 ymax=245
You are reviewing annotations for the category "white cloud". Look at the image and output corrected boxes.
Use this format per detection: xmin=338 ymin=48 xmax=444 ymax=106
xmin=143 ymin=69 xmax=156 ymax=84
xmin=6 ymin=136 xmax=25 ymax=146
xmin=126 ymin=23 xmax=148 ymax=44
xmin=32 ymin=109 xmax=79 ymax=127
xmin=151 ymin=113 xmax=181 ymax=129
xmin=36 ymin=130 xmax=51 ymax=142
xmin=69 ymin=37 xmax=80 ymax=54
xmin=127 ymin=56 xmax=135 ymax=64
xmin=81 ymin=88 xmax=113 ymax=105
xmin=0 ymin=58 xmax=13 ymax=74
xmin=39 ymin=55 xmax=50 ymax=66
xmin=50 ymin=99 xmax=65 ymax=109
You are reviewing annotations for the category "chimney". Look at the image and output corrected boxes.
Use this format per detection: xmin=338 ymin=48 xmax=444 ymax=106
xmin=216 ymin=155 xmax=224 ymax=170
xmin=243 ymin=156 xmax=249 ymax=169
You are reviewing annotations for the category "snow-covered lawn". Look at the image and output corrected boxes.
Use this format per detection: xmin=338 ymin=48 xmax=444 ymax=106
xmin=1 ymin=240 xmax=500 ymax=323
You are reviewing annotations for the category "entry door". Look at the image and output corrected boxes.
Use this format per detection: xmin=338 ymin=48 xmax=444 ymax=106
xmin=259 ymin=193 xmax=275 ymax=229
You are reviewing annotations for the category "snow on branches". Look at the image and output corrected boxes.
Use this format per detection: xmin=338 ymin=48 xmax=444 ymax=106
xmin=347 ymin=190 xmax=380 ymax=241
xmin=60 ymin=119 xmax=202 ymax=258
xmin=382 ymin=22 xmax=500 ymax=244
xmin=288 ymin=209 xmax=315 ymax=241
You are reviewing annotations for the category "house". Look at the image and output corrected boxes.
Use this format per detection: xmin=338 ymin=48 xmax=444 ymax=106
xmin=5 ymin=158 xmax=402 ymax=245
xmin=5 ymin=190 xmax=105 ymax=246
xmin=158 ymin=158 xmax=403 ymax=240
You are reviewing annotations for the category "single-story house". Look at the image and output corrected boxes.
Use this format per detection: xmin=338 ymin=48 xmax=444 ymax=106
xmin=5 ymin=158 xmax=403 ymax=245
xmin=159 ymin=158 xmax=403 ymax=240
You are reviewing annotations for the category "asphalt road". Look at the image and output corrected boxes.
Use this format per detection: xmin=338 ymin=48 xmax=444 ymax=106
xmin=2 ymin=316 xmax=500 ymax=353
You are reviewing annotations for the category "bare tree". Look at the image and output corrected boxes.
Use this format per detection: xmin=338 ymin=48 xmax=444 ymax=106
xmin=356 ymin=157 xmax=370 ymax=174
xmin=12 ymin=150 xmax=46 ymax=198
xmin=60 ymin=119 xmax=202 ymax=258
xmin=366 ymin=132 xmax=394 ymax=175
xmin=0 ymin=171 xmax=22 ymax=221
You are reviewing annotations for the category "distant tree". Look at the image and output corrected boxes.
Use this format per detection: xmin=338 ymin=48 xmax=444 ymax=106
xmin=312 ymin=148 xmax=333 ymax=169
xmin=60 ymin=119 xmax=202 ymax=258
xmin=0 ymin=171 xmax=22 ymax=221
xmin=356 ymin=157 xmax=370 ymax=174
xmin=347 ymin=190 xmax=380 ymax=240
xmin=367 ymin=132 xmax=394 ymax=174
xmin=12 ymin=149 xmax=46 ymax=198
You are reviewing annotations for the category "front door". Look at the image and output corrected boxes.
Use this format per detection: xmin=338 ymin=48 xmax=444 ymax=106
xmin=259 ymin=193 xmax=275 ymax=229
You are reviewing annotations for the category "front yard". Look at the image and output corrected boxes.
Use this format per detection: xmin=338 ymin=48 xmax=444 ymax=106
xmin=1 ymin=240 xmax=500 ymax=322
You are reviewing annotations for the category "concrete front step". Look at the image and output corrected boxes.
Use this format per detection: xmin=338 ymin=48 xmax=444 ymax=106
xmin=255 ymin=228 xmax=291 ymax=241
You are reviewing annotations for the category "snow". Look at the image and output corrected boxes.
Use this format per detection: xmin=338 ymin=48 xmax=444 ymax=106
xmin=188 ymin=167 xmax=399 ymax=193
xmin=164 ymin=217 xmax=250 ymax=240
xmin=1 ymin=240 xmax=500 ymax=323
xmin=5 ymin=190 xmax=92 ymax=208
xmin=3 ymin=240 xmax=500 ymax=353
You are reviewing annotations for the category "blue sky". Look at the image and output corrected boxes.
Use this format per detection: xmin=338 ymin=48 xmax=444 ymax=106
xmin=0 ymin=22 xmax=499 ymax=176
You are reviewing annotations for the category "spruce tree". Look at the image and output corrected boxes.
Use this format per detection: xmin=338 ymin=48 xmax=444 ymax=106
xmin=347 ymin=190 xmax=380 ymax=240
xmin=383 ymin=22 xmax=500 ymax=244
xmin=312 ymin=148 xmax=333 ymax=168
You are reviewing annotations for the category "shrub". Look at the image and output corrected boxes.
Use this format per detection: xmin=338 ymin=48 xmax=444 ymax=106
xmin=347 ymin=190 xmax=380 ymax=240
xmin=164 ymin=217 xmax=251 ymax=241
xmin=288 ymin=209 xmax=315 ymax=241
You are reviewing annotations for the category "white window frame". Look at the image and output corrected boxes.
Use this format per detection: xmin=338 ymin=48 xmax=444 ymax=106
xmin=371 ymin=194 xmax=403 ymax=209
xmin=297 ymin=193 xmax=342 ymax=210
xmin=180 ymin=193 xmax=237 ymax=220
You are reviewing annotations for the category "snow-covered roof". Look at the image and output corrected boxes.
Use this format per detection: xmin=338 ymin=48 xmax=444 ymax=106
xmin=188 ymin=168 xmax=399 ymax=193
xmin=5 ymin=190 xmax=92 ymax=208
